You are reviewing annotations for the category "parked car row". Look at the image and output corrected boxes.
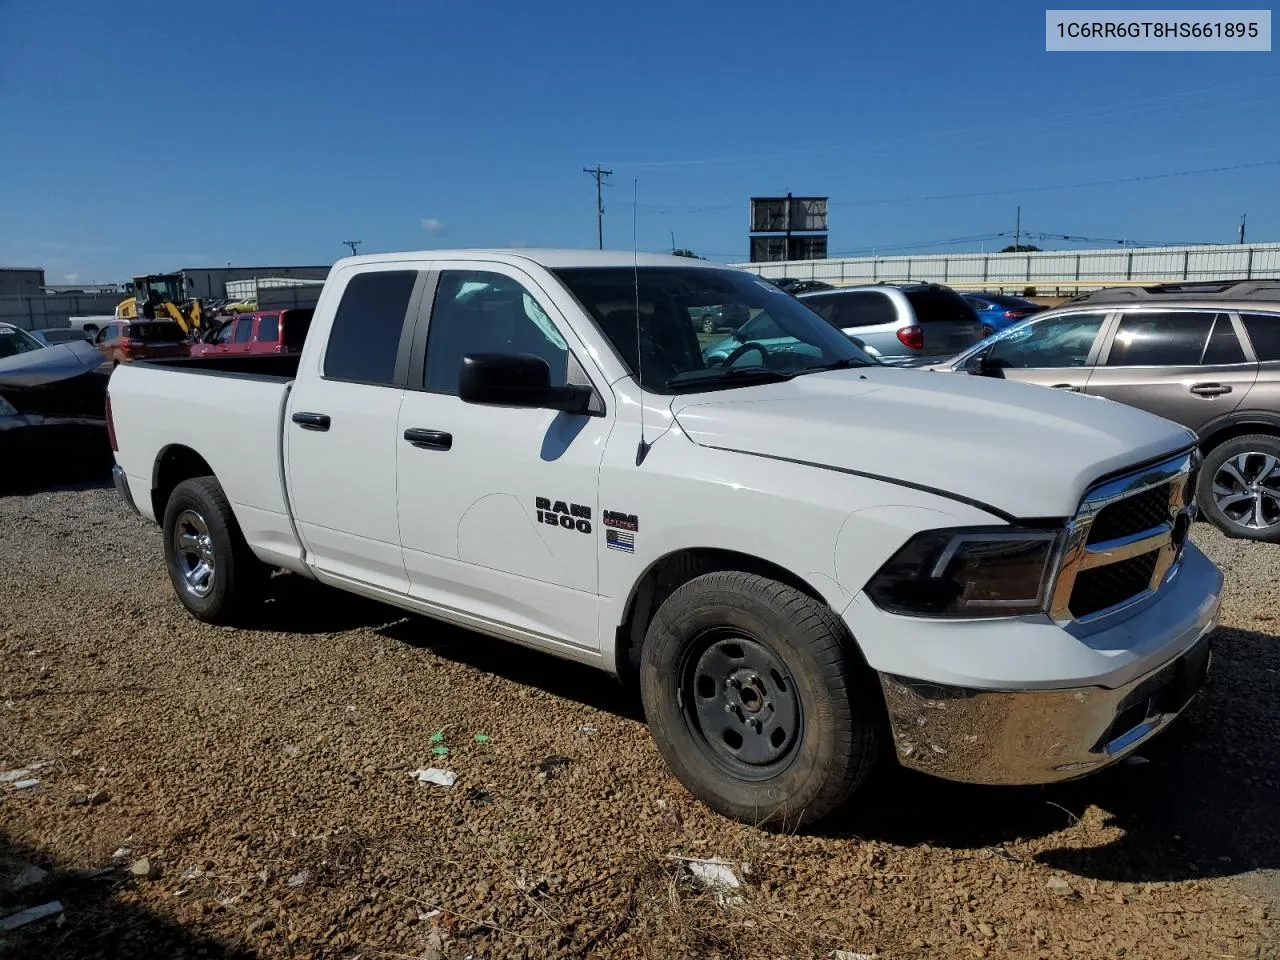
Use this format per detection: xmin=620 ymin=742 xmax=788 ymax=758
xmin=83 ymin=308 xmax=315 ymax=366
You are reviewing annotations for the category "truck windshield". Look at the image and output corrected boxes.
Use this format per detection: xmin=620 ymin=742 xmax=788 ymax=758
xmin=553 ymin=267 xmax=873 ymax=393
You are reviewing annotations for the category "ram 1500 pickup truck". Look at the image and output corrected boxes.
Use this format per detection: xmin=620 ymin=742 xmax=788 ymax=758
xmin=107 ymin=250 xmax=1223 ymax=826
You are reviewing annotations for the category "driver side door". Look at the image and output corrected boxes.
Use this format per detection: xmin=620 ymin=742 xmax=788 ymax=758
xmin=976 ymin=310 xmax=1113 ymax=393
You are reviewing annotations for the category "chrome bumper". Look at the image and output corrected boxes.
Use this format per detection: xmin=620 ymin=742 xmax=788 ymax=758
xmin=878 ymin=624 xmax=1216 ymax=785
xmin=112 ymin=463 xmax=140 ymax=516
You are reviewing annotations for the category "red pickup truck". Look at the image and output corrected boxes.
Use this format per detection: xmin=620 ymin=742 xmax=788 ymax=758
xmin=190 ymin=309 xmax=313 ymax=359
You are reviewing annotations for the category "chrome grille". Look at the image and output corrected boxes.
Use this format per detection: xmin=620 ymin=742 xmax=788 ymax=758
xmin=1050 ymin=451 xmax=1197 ymax=624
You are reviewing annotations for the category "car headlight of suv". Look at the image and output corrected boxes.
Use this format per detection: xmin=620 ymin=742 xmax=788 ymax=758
xmin=865 ymin=527 xmax=1064 ymax=618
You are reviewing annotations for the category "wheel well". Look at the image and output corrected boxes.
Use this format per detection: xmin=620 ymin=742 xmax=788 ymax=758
xmin=613 ymin=548 xmax=828 ymax=682
xmin=151 ymin=445 xmax=214 ymax=520
xmin=1200 ymin=422 xmax=1280 ymax=456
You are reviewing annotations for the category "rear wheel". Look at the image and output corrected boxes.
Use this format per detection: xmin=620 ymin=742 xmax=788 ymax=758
xmin=162 ymin=476 xmax=266 ymax=623
xmin=1198 ymin=434 xmax=1280 ymax=542
xmin=639 ymin=571 xmax=882 ymax=828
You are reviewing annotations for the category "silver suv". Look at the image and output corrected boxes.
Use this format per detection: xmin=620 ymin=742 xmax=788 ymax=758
xmin=940 ymin=280 xmax=1280 ymax=541
xmin=798 ymin=282 xmax=986 ymax=365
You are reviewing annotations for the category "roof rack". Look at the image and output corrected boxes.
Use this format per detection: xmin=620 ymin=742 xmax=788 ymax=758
xmin=1061 ymin=279 xmax=1280 ymax=305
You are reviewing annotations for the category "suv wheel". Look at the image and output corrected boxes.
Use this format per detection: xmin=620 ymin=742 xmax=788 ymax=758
xmin=639 ymin=572 xmax=882 ymax=828
xmin=1197 ymin=434 xmax=1280 ymax=542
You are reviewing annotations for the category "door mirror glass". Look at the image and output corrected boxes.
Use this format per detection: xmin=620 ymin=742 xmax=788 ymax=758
xmin=458 ymin=353 xmax=593 ymax=414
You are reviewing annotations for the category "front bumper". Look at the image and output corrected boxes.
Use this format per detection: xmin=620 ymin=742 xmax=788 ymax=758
xmin=878 ymin=613 xmax=1217 ymax=785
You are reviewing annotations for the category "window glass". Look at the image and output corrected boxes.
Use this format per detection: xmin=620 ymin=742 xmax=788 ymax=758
xmin=985 ymin=312 xmax=1106 ymax=369
xmin=425 ymin=271 xmax=569 ymax=393
xmin=807 ymin=291 xmax=897 ymax=329
xmin=0 ymin=326 xmax=45 ymax=359
xmin=904 ymin=287 xmax=981 ymax=324
xmin=234 ymin=320 xmax=253 ymax=343
xmin=553 ymin=267 xmax=872 ymax=392
xmin=257 ymin=315 xmax=279 ymax=343
xmin=1107 ymin=311 xmax=1216 ymax=367
xmin=1201 ymin=314 xmax=1246 ymax=365
xmin=1242 ymin=313 xmax=1280 ymax=362
xmin=735 ymin=312 xmax=786 ymax=340
xmin=323 ymin=270 xmax=417 ymax=384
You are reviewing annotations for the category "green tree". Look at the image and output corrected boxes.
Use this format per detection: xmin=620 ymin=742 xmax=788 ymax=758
xmin=672 ymin=248 xmax=702 ymax=259
xmin=999 ymin=244 xmax=1042 ymax=253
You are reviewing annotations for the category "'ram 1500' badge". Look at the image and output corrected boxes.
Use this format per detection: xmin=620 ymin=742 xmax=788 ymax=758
xmin=535 ymin=497 xmax=591 ymax=534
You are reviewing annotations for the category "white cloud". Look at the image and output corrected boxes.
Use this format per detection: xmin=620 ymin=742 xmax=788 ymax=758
xmin=420 ymin=218 xmax=445 ymax=235
xmin=63 ymin=272 xmax=80 ymax=282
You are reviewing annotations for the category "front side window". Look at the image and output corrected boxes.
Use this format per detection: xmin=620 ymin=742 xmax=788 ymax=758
xmin=424 ymin=270 xmax=569 ymax=394
xmin=984 ymin=312 xmax=1107 ymax=369
xmin=1107 ymin=311 xmax=1221 ymax=367
xmin=554 ymin=267 xmax=871 ymax=393
xmin=324 ymin=270 xmax=418 ymax=385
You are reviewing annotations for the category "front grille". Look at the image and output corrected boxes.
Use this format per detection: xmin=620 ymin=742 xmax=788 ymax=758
xmin=1086 ymin=482 xmax=1173 ymax=544
xmin=1069 ymin=550 xmax=1159 ymax=618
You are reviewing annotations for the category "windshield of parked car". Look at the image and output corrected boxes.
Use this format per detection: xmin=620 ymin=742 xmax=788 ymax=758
xmin=975 ymin=294 xmax=1038 ymax=309
xmin=0 ymin=326 xmax=46 ymax=359
xmin=553 ymin=266 xmax=874 ymax=393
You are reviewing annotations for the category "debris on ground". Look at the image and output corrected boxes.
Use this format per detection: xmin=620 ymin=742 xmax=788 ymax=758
xmin=537 ymin=755 xmax=572 ymax=779
xmin=286 ymin=869 xmax=312 ymax=887
xmin=0 ymin=900 xmax=63 ymax=932
xmin=127 ymin=857 xmax=158 ymax=880
xmin=411 ymin=768 xmax=457 ymax=788
xmin=1126 ymin=755 xmax=1151 ymax=765
xmin=1046 ymin=875 xmax=1075 ymax=897
xmin=674 ymin=855 xmax=746 ymax=905
xmin=473 ymin=733 xmax=491 ymax=743
xmin=12 ymin=778 xmax=40 ymax=790
xmin=464 ymin=787 xmax=492 ymax=806
xmin=10 ymin=863 xmax=49 ymax=890
xmin=832 ymin=951 xmax=876 ymax=960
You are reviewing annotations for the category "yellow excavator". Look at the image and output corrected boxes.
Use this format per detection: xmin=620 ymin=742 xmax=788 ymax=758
xmin=115 ymin=273 xmax=206 ymax=336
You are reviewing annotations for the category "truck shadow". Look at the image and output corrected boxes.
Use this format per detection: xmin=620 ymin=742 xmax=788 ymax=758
xmin=834 ymin=625 xmax=1280 ymax=885
xmin=0 ymin=829 xmax=254 ymax=959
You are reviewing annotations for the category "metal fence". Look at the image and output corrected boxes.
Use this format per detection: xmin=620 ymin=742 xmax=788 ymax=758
xmin=735 ymin=242 xmax=1280 ymax=293
xmin=0 ymin=293 xmax=122 ymax=331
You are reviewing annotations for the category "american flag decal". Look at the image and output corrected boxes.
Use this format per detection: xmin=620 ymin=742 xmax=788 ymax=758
xmin=606 ymin=529 xmax=635 ymax=553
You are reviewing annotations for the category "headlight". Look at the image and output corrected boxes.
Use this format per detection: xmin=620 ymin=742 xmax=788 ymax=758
xmin=865 ymin=527 xmax=1063 ymax=618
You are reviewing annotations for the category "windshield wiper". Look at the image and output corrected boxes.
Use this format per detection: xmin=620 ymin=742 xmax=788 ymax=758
xmin=664 ymin=365 xmax=795 ymax=392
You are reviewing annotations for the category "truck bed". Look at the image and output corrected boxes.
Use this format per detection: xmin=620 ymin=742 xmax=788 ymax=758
xmin=141 ymin=354 xmax=301 ymax=380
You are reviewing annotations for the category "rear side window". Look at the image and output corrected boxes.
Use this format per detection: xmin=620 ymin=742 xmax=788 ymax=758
xmin=807 ymin=291 xmax=897 ymax=329
xmin=125 ymin=322 xmax=177 ymax=341
xmin=234 ymin=320 xmax=253 ymax=343
xmin=1242 ymin=313 xmax=1280 ymax=361
xmin=324 ymin=271 xmax=418 ymax=384
xmin=903 ymin=288 xmax=981 ymax=324
xmin=282 ymin=309 xmax=313 ymax=349
xmin=1107 ymin=311 xmax=1223 ymax=367
xmin=257 ymin=314 xmax=279 ymax=343
xmin=1201 ymin=314 xmax=1246 ymax=365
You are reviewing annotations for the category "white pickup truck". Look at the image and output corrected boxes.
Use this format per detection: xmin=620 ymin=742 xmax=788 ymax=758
xmin=107 ymin=250 xmax=1223 ymax=825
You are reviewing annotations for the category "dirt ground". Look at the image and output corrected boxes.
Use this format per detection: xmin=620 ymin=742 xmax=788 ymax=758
xmin=1 ymin=483 xmax=1278 ymax=960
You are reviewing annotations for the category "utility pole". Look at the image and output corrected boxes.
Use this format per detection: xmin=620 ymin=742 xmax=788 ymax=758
xmin=1013 ymin=205 xmax=1021 ymax=252
xmin=670 ymin=230 xmax=676 ymax=253
xmin=342 ymin=240 xmax=362 ymax=256
xmin=583 ymin=164 xmax=612 ymax=249
xmin=1239 ymin=213 xmax=1247 ymax=244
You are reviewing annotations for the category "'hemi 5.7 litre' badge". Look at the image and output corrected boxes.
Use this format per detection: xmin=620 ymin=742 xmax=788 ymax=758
xmin=602 ymin=510 xmax=638 ymax=532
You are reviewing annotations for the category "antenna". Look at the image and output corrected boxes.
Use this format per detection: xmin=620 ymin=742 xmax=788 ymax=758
xmin=633 ymin=179 xmax=650 ymax=466
xmin=342 ymin=240 xmax=362 ymax=256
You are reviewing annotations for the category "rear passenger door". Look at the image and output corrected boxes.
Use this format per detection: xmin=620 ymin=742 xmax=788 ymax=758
xmin=285 ymin=268 xmax=423 ymax=593
xmin=1086 ymin=310 xmax=1255 ymax=433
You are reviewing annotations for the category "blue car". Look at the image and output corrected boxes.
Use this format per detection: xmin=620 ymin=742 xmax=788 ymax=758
xmin=964 ymin=294 xmax=1045 ymax=337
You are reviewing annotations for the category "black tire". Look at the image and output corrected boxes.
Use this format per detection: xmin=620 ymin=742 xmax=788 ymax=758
xmin=1197 ymin=434 xmax=1280 ymax=542
xmin=639 ymin=572 xmax=882 ymax=828
xmin=162 ymin=476 xmax=265 ymax=624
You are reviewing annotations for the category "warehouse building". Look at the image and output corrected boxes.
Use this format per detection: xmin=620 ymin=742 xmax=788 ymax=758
xmin=0 ymin=267 xmax=46 ymax=297
xmin=177 ymin=265 xmax=332 ymax=299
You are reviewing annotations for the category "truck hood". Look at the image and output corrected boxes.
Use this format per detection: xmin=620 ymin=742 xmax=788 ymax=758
xmin=670 ymin=367 xmax=1195 ymax=519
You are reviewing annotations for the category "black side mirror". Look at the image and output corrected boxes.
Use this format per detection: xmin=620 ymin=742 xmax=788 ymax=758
xmin=458 ymin=353 xmax=595 ymax=415
xmin=965 ymin=351 xmax=999 ymax=377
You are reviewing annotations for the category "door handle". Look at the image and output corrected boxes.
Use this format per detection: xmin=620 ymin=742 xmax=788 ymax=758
xmin=404 ymin=428 xmax=453 ymax=451
xmin=291 ymin=411 xmax=331 ymax=431
xmin=1190 ymin=383 xmax=1232 ymax=397
xmin=1051 ymin=383 xmax=1081 ymax=392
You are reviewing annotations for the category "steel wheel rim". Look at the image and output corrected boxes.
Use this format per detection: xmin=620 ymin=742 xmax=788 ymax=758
xmin=173 ymin=509 xmax=216 ymax=598
xmin=1212 ymin=452 xmax=1280 ymax=530
xmin=680 ymin=631 xmax=802 ymax=781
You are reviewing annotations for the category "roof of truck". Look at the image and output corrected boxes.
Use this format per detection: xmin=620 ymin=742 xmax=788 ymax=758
xmin=332 ymin=249 xmax=729 ymax=270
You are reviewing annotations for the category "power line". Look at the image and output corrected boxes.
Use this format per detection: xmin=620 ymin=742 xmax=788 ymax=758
xmin=583 ymin=164 xmax=613 ymax=249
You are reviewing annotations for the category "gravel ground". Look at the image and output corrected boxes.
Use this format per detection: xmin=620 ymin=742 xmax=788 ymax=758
xmin=1 ymin=484 xmax=1278 ymax=960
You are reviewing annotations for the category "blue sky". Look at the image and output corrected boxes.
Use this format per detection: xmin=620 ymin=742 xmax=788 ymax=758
xmin=1 ymin=0 xmax=1277 ymax=282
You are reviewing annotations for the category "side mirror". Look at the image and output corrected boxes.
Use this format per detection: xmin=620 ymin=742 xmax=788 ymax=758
xmin=964 ymin=351 xmax=997 ymax=377
xmin=458 ymin=353 xmax=595 ymax=415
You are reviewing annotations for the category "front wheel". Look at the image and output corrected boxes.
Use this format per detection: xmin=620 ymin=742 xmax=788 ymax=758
xmin=162 ymin=476 xmax=266 ymax=623
xmin=1197 ymin=434 xmax=1280 ymax=542
xmin=639 ymin=572 xmax=882 ymax=828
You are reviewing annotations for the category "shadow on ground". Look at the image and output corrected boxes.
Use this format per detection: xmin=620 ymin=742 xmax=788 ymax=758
xmin=831 ymin=625 xmax=1280 ymax=888
xmin=0 ymin=830 xmax=253 ymax=960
